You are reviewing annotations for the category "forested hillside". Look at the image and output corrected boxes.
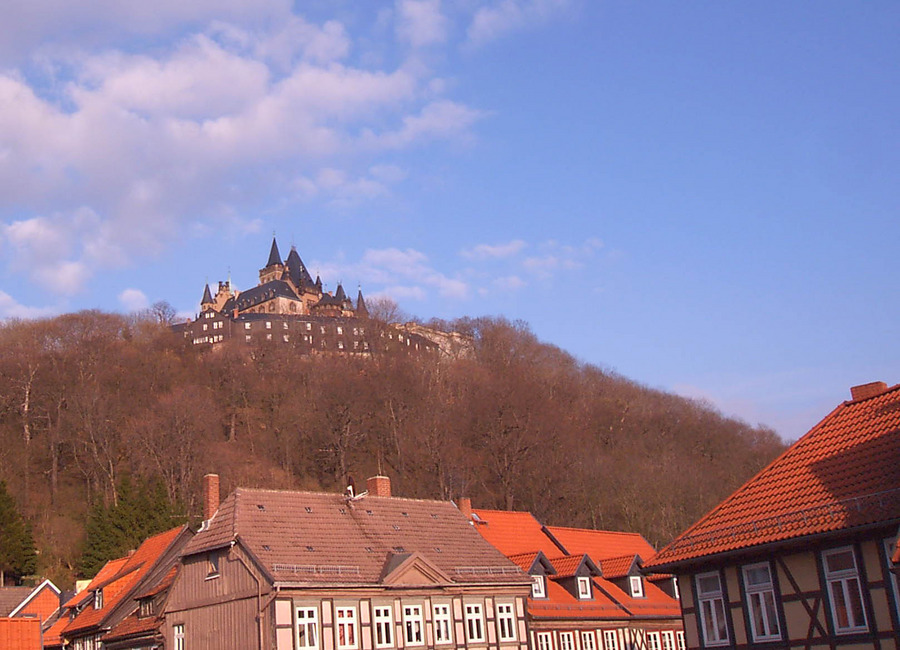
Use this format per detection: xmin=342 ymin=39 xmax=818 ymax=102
xmin=0 ymin=310 xmax=785 ymax=587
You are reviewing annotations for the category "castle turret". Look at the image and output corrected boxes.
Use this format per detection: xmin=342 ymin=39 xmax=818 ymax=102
xmin=356 ymin=288 xmax=368 ymax=318
xmin=259 ymin=237 xmax=284 ymax=284
xmin=201 ymin=283 xmax=214 ymax=310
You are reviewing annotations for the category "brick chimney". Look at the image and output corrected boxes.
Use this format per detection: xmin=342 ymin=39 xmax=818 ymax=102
xmin=458 ymin=497 xmax=472 ymax=520
xmin=850 ymin=381 xmax=888 ymax=401
xmin=203 ymin=473 xmax=220 ymax=521
xmin=367 ymin=475 xmax=391 ymax=497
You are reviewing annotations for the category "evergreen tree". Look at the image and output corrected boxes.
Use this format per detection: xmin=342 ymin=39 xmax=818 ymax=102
xmin=0 ymin=481 xmax=37 ymax=586
xmin=78 ymin=475 xmax=186 ymax=578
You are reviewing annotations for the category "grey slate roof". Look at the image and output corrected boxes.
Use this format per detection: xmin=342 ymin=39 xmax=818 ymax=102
xmin=184 ymin=488 xmax=528 ymax=587
xmin=201 ymin=284 xmax=213 ymax=304
xmin=266 ymin=238 xmax=282 ymax=267
xmin=286 ymin=247 xmax=316 ymax=289
xmin=356 ymin=290 xmax=368 ymax=317
xmin=0 ymin=586 xmax=32 ymax=615
xmin=234 ymin=280 xmax=298 ymax=310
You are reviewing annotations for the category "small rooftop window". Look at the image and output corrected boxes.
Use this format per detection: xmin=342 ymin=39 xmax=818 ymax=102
xmin=305 ymin=507 xmax=312 ymax=513
xmin=393 ymin=546 xmax=405 ymax=553
xmin=257 ymin=504 xmax=266 ymax=510
xmin=392 ymin=525 xmax=400 ymax=530
xmin=306 ymin=545 xmax=315 ymax=552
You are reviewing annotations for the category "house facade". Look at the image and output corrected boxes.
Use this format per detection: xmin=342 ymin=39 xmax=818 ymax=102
xmin=164 ymin=474 xmax=533 ymax=650
xmin=645 ymin=381 xmax=900 ymax=650
xmin=0 ymin=578 xmax=63 ymax=649
xmin=464 ymin=504 xmax=684 ymax=650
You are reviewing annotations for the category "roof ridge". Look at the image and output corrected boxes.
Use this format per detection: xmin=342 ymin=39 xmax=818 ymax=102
xmin=846 ymin=382 xmax=900 ymax=404
xmin=548 ymin=525 xmax=643 ymax=537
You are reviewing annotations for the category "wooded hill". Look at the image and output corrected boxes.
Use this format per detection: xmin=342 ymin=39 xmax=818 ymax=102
xmin=0 ymin=310 xmax=785 ymax=587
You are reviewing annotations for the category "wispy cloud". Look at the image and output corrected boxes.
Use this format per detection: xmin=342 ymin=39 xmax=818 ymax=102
xmin=461 ymin=239 xmax=526 ymax=260
xmin=118 ymin=288 xmax=149 ymax=311
xmin=467 ymin=0 xmax=571 ymax=46
xmin=0 ymin=291 xmax=56 ymax=320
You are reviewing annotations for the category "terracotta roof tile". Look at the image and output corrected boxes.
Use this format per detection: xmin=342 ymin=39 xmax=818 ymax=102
xmin=546 ymin=526 xmax=657 ymax=563
xmin=470 ymin=509 xmax=565 ymax=556
xmin=63 ymin=526 xmax=187 ymax=637
xmin=41 ymin=614 xmax=69 ymax=648
xmin=548 ymin=555 xmax=587 ymax=578
xmin=186 ymin=490 xmax=528 ymax=586
xmin=599 ymin=554 xmax=638 ymax=579
xmin=647 ymin=384 xmax=900 ymax=570
xmin=506 ymin=552 xmax=540 ymax=572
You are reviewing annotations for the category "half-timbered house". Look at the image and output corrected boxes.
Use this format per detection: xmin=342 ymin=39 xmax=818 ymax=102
xmin=645 ymin=380 xmax=900 ymax=649
xmin=164 ymin=475 xmax=532 ymax=650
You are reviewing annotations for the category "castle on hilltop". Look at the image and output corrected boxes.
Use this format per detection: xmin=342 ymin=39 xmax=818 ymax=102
xmin=176 ymin=238 xmax=437 ymax=355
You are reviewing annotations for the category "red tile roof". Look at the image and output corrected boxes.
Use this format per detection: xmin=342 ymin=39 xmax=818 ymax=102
xmin=0 ymin=617 xmax=41 ymax=650
xmin=506 ymin=552 xmax=541 ymax=572
xmin=41 ymin=614 xmax=69 ymax=648
xmin=186 ymin=490 xmax=528 ymax=586
xmin=648 ymin=384 xmax=900 ymax=569
xmin=470 ymin=509 xmax=565 ymax=556
xmin=546 ymin=526 xmax=658 ymax=563
xmin=599 ymin=554 xmax=638 ymax=579
xmin=548 ymin=555 xmax=589 ymax=578
xmin=63 ymin=526 xmax=187 ymax=638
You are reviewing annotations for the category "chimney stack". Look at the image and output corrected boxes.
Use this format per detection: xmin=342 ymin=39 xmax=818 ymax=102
xmin=850 ymin=381 xmax=888 ymax=401
xmin=367 ymin=475 xmax=391 ymax=498
xmin=458 ymin=497 xmax=472 ymax=519
xmin=203 ymin=473 xmax=220 ymax=521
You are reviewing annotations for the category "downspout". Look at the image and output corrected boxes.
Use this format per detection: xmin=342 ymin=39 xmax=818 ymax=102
xmin=228 ymin=541 xmax=264 ymax=650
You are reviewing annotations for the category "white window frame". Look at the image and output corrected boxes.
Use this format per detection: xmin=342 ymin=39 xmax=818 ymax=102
xmin=496 ymin=602 xmax=517 ymax=642
xmin=660 ymin=631 xmax=675 ymax=650
xmin=646 ymin=631 xmax=661 ymax=650
xmin=602 ymin=630 xmax=619 ymax=650
xmin=696 ymin=571 xmax=729 ymax=646
xmin=629 ymin=576 xmax=644 ymax=598
xmin=559 ymin=632 xmax=575 ymax=650
xmin=742 ymin=562 xmax=781 ymax=642
xmin=577 ymin=576 xmax=592 ymax=599
xmin=433 ymin=604 xmax=453 ymax=645
xmin=93 ymin=589 xmax=103 ymax=609
xmin=822 ymin=547 xmax=868 ymax=634
xmin=675 ymin=631 xmax=685 ymax=650
xmin=173 ymin=623 xmax=185 ymax=650
xmin=403 ymin=605 xmax=424 ymax=646
xmin=336 ymin=606 xmax=359 ymax=649
xmin=373 ymin=605 xmax=393 ymax=649
xmin=296 ymin=606 xmax=320 ymax=650
xmin=464 ymin=603 xmax=485 ymax=643
xmin=536 ymin=632 xmax=553 ymax=650
xmin=580 ymin=631 xmax=596 ymax=650
xmin=532 ymin=575 xmax=547 ymax=599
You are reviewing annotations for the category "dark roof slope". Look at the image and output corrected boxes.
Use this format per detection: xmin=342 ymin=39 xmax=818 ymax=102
xmin=266 ymin=238 xmax=282 ymax=267
xmin=185 ymin=489 xmax=528 ymax=586
xmin=0 ymin=587 xmax=32 ymax=616
xmin=201 ymin=284 xmax=212 ymax=304
xmin=234 ymin=280 xmax=298 ymax=311
xmin=647 ymin=383 xmax=900 ymax=570
xmin=285 ymin=247 xmax=316 ymax=289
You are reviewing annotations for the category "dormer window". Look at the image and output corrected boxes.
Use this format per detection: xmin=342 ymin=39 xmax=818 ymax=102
xmin=532 ymin=575 xmax=546 ymax=599
xmin=577 ymin=576 xmax=592 ymax=599
xmin=630 ymin=576 xmax=644 ymax=598
xmin=94 ymin=589 xmax=103 ymax=609
xmin=673 ymin=577 xmax=680 ymax=599
xmin=207 ymin=551 xmax=220 ymax=579
xmin=139 ymin=598 xmax=154 ymax=618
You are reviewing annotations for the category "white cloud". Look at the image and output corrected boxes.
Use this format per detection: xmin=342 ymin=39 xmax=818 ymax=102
xmin=493 ymin=275 xmax=527 ymax=290
xmin=396 ymin=0 xmax=449 ymax=48
xmin=462 ymin=239 xmax=526 ymax=260
xmin=0 ymin=290 xmax=56 ymax=320
xmin=0 ymin=11 xmax=487 ymax=294
xmin=118 ymin=288 xmax=149 ymax=311
xmin=467 ymin=0 xmax=570 ymax=46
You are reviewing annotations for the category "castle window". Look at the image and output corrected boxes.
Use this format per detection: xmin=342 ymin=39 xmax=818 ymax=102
xmin=266 ymin=321 xmax=272 ymax=329
xmin=306 ymin=323 xmax=312 ymax=331
xmin=283 ymin=335 xmax=289 ymax=342
xmin=338 ymin=341 xmax=344 ymax=349
xmin=337 ymin=326 xmax=343 ymax=335
xmin=290 ymin=303 xmax=296 ymax=312
xmin=353 ymin=328 xmax=358 ymax=335
xmin=283 ymin=322 xmax=289 ymax=329
xmin=246 ymin=335 xmax=251 ymax=342
xmin=245 ymin=323 xmax=251 ymax=330
xmin=202 ymin=324 xmax=208 ymax=331
xmin=320 ymin=326 xmax=326 ymax=334
xmin=266 ymin=334 xmax=272 ymax=341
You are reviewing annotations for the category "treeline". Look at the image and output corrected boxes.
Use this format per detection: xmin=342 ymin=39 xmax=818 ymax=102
xmin=0 ymin=310 xmax=785 ymax=586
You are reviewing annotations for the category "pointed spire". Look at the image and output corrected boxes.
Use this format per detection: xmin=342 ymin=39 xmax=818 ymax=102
xmin=315 ymin=275 xmax=323 ymax=292
xmin=335 ymin=283 xmax=347 ymax=301
xmin=356 ymin=288 xmax=368 ymax=317
xmin=266 ymin=237 xmax=282 ymax=267
xmin=201 ymin=283 xmax=213 ymax=305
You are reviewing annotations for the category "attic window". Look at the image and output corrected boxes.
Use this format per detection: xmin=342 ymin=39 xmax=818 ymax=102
xmin=366 ymin=510 xmax=374 ymax=515
xmin=392 ymin=525 xmax=400 ymax=531
xmin=401 ymin=512 xmax=409 ymax=517
xmin=393 ymin=546 xmax=405 ymax=553
xmin=306 ymin=546 xmax=315 ymax=552
xmin=257 ymin=504 xmax=266 ymax=510
xmin=430 ymin=514 xmax=439 ymax=519
xmin=305 ymin=507 xmax=312 ymax=513
xmin=365 ymin=547 xmax=374 ymax=553
xmin=340 ymin=508 xmax=347 ymax=514
xmin=93 ymin=589 xmax=104 ymax=609
xmin=262 ymin=545 xmax=271 ymax=551
xmin=434 ymin=547 xmax=443 ymax=553
xmin=138 ymin=598 xmax=153 ymax=618
xmin=577 ymin=576 xmax=592 ymax=599
xmin=630 ymin=576 xmax=644 ymax=598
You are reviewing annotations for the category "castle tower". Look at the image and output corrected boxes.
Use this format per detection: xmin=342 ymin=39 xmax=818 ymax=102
xmin=259 ymin=237 xmax=284 ymax=284
xmin=201 ymin=283 xmax=214 ymax=311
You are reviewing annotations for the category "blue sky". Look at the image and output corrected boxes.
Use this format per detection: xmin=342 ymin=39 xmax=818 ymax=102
xmin=1 ymin=1 xmax=898 ymax=439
